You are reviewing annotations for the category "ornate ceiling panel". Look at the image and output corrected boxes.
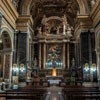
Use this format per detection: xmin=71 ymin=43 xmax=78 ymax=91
xmin=17 ymin=0 xmax=79 ymax=30
xmin=29 ymin=0 xmax=79 ymax=29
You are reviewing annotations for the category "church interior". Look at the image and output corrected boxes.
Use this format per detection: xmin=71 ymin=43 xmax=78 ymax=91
xmin=0 ymin=0 xmax=100 ymax=100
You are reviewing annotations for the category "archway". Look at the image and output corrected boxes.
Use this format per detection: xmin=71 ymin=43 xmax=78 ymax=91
xmin=0 ymin=31 xmax=12 ymax=85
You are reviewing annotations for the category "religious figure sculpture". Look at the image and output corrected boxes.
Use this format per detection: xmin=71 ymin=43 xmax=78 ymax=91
xmin=37 ymin=27 xmax=42 ymax=35
xmin=62 ymin=14 xmax=72 ymax=37
xmin=34 ymin=58 xmax=37 ymax=67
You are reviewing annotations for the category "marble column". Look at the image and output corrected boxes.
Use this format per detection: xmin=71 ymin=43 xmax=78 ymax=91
xmin=97 ymin=54 xmax=100 ymax=89
xmin=67 ymin=43 xmax=70 ymax=69
xmin=3 ymin=54 xmax=5 ymax=79
xmin=13 ymin=30 xmax=18 ymax=64
xmin=89 ymin=33 xmax=93 ymax=82
xmin=43 ymin=43 xmax=46 ymax=69
xmin=26 ymin=34 xmax=29 ymax=66
xmin=63 ymin=43 xmax=66 ymax=69
xmin=9 ymin=52 xmax=13 ymax=88
xmin=39 ymin=44 xmax=41 ymax=69
xmin=29 ymin=42 xmax=32 ymax=68
xmin=0 ymin=54 xmax=2 ymax=77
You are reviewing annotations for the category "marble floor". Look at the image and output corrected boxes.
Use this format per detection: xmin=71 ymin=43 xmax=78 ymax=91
xmin=45 ymin=86 xmax=64 ymax=100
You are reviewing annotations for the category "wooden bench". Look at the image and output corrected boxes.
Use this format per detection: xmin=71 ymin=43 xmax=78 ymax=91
xmin=0 ymin=86 xmax=47 ymax=100
xmin=72 ymin=94 xmax=100 ymax=100
xmin=63 ymin=86 xmax=100 ymax=100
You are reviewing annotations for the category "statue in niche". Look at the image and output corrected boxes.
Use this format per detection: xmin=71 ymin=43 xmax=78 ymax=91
xmin=71 ymin=58 xmax=77 ymax=77
xmin=62 ymin=14 xmax=72 ymax=37
xmin=34 ymin=58 xmax=37 ymax=67
xmin=41 ymin=15 xmax=47 ymax=24
xmin=50 ymin=26 xmax=57 ymax=34
xmin=37 ymin=27 xmax=42 ymax=35
xmin=59 ymin=25 xmax=63 ymax=34
xmin=72 ymin=58 xmax=75 ymax=67
xmin=67 ymin=26 xmax=72 ymax=37
xmin=45 ymin=23 xmax=50 ymax=34
xmin=41 ymin=15 xmax=49 ymax=34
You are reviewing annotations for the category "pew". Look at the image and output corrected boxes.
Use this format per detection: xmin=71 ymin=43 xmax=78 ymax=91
xmin=63 ymin=86 xmax=100 ymax=100
xmin=0 ymin=86 xmax=47 ymax=100
xmin=72 ymin=94 xmax=100 ymax=100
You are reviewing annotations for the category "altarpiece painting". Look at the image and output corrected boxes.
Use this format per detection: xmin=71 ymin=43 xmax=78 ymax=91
xmin=46 ymin=44 xmax=63 ymax=68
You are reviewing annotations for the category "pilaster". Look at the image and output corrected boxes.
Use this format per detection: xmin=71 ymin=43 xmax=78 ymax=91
xmin=16 ymin=15 xmax=34 ymax=66
xmin=43 ymin=43 xmax=46 ymax=69
xmin=67 ymin=43 xmax=70 ymax=69
xmin=63 ymin=43 xmax=65 ymax=69
xmin=39 ymin=44 xmax=41 ymax=69
xmin=9 ymin=52 xmax=13 ymax=88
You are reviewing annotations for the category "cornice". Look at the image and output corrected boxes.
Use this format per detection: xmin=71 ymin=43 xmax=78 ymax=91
xmin=74 ymin=15 xmax=93 ymax=39
xmin=16 ymin=15 xmax=33 ymax=32
xmin=0 ymin=0 xmax=19 ymax=29
xmin=3 ymin=0 xmax=18 ymax=19
xmin=18 ymin=15 xmax=33 ymax=26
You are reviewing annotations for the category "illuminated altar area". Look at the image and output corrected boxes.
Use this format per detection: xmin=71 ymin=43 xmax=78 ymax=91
xmin=47 ymin=67 xmax=63 ymax=85
xmin=52 ymin=67 xmax=57 ymax=77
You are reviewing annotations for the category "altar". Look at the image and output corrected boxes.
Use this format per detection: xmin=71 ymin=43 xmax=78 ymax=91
xmin=48 ymin=79 xmax=61 ymax=85
xmin=46 ymin=76 xmax=63 ymax=85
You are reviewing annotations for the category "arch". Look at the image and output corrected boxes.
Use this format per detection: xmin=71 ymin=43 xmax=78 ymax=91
xmin=84 ymin=0 xmax=91 ymax=13
xmin=22 ymin=0 xmax=32 ymax=15
xmin=43 ymin=16 xmax=62 ymax=24
xmin=20 ymin=0 xmax=91 ymax=15
xmin=77 ymin=0 xmax=87 ymax=14
xmin=0 ymin=27 xmax=13 ymax=49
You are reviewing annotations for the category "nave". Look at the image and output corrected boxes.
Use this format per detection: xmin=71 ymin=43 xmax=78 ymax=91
xmin=0 ymin=85 xmax=65 ymax=100
xmin=0 ymin=0 xmax=100 ymax=100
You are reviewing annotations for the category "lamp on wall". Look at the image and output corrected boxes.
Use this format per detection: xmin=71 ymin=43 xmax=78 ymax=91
xmin=84 ymin=63 xmax=89 ymax=72
xmin=84 ymin=63 xmax=97 ymax=82
xmin=91 ymin=63 xmax=96 ymax=72
xmin=20 ymin=64 xmax=25 ymax=72
xmin=66 ymin=26 xmax=72 ymax=37
xmin=13 ymin=64 xmax=18 ymax=72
